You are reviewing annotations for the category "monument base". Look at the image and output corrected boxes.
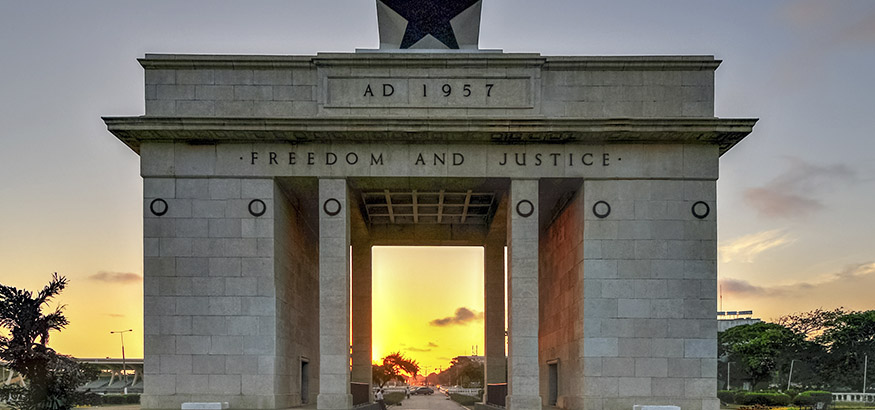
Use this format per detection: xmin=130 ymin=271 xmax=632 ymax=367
xmin=317 ymin=393 xmax=353 ymax=410
xmin=507 ymin=395 xmax=543 ymax=410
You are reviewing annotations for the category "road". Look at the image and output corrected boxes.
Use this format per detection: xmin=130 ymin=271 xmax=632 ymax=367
xmin=398 ymin=393 xmax=468 ymax=410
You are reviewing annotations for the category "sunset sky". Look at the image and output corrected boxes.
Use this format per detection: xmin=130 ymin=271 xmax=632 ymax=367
xmin=1 ymin=1 xmax=874 ymax=367
xmin=372 ymin=247 xmax=485 ymax=371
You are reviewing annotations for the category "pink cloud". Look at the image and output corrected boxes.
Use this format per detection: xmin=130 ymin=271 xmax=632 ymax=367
xmin=89 ymin=271 xmax=142 ymax=284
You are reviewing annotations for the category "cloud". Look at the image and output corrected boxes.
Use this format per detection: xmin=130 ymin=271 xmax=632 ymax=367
xmin=719 ymin=229 xmax=794 ymax=263
xmin=406 ymin=341 xmax=439 ymax=353
xmin=405 ymin=342 xmax=440 ymax=352
xmin=779 ymin=3 xmax=875 ymax=46
xmin=835 ymin=262 xmax=875 ymax=279
xmin=743 ymin=157 xmax=854 ymax=218
xmin=429 ymin=307 xmax=484 ymax=327
xmin=720 ymin=278 xmax=770 ymax=297
xmin=721 ymin=261 xmax=875 ymax=298
xmin=779 ymin=1 xmax=837 ymax=28
xmin=107 ymin=313 xmax=125 ymax=318
xmin=773 ymin=4 xmax=875 ymax=90
xmin=89 ymin=271 xmax=142 ymax=284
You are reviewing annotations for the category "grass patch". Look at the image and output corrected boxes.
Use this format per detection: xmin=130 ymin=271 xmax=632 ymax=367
xmin=832 ymin=404 xmax=875 ymax=410
xmin=723 ymin=403 xmax=875 ymax=410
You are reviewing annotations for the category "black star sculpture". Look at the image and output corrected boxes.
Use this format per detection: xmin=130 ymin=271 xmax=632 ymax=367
xmin=378 ymin=0 xmax=480 ymax=49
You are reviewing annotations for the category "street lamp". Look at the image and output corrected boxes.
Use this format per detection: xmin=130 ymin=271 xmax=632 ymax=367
xmin=111 ymin=329 xmax=133 ymax=394
xmin=726 ymin=362 xmax=732 ymax=390
xmin=787 ymin=359 xmax=796 ymax=391
xmin=864 ymin=354 xmax=868 ymax=394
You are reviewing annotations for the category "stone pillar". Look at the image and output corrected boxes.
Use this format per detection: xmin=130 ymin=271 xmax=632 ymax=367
xmin=507 ymin=179 xmax=542 ymax=410
xmin=484 ymin=243 xmax=507 ymax=394
xmin=318 ymin=179 xmax=353 ymax=410
xmin=142 ymin=175 xmax=290 ymax=410
xmin=581 ymin=170 xmax=719 ymax=410
xmin=351 ymin=238 xmax=372 ymax=394
xmin=484 ymin=196 xmax=508 ymax=402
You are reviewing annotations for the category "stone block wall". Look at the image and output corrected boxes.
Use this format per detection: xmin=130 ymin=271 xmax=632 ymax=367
xmin=141 ymin=54 xmax=716 ymax=120
xmin=273 ymin=183 xmax=319 ymax=407
xmin=144 ymin=59 xmax=318 ymax=118
xmin=539 ymin=185 xmax=586 ymax=409
xmin=142 ymin=175 xmax=314 ymax=409
xmin=579 ymin=166 xmax=719 ymax=410
xmin=541 ymin=65 xmax=715 ymax=118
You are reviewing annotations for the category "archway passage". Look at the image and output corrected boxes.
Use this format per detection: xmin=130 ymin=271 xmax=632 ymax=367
xmin=371 ymin=246 xmax=485 ymax=383
xmin=346 ymin=178 xmax=512 ymax=405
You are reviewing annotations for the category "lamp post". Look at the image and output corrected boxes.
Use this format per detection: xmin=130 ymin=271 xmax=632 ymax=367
xmin=864 ymin=354 xmax=868 ymax=394
xmin=111 ymin=329 xmax=133 ymax=394
xmin=727 ymin=362 xmax=732 ymax=390
xmin=787 ymin=359 xmax=796 ymax=391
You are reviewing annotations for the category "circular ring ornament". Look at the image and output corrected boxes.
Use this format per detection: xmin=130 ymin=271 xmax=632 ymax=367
xmin=248 ymin=199 xmax=266 ymax=217
xmin=323 ymin=198 xmax=342 ymax=216
xmin=593 ymin=201 xmax=611 ymax=219
xmin=516 ymin=200 xmax=534 ymax=218
xmin=692 ymin=201 xmax=710 ymax=219
xmin=150 ymin=198 xmax=168 ymax=217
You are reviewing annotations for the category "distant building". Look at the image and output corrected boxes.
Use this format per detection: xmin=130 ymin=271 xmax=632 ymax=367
xmin=453 ymin=355 xmax=485 ymax=363
xmin=77 ymin=358 xmax=144 ymax=394
xmin=718 ymin=310 xmax=762 ymax=332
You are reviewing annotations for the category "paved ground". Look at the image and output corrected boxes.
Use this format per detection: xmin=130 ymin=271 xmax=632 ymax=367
xmin=398 ymin=394 xmax=467 ymax=410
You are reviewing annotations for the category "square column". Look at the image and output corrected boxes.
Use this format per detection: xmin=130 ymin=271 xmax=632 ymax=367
xmin=484 ymin=194 xmax=509 ymax=404
xmin=507 ymin=179 xmax=542 ymax=410
xmin=581 ymin=176 xmax=719 ymax=410
xmin=351 ymin=240 xmax=373 ymax=393
xmin=318 ymin=179 xmax=353 ymax=410
xmin=485 ymin=243 xmax=507 ymax=385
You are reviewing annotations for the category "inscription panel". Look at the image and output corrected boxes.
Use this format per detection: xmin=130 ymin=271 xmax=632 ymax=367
xmin=325 ymin=77 xmax=532 ymax=109
xmin=211 ymin=144 xmax=640 ymax=179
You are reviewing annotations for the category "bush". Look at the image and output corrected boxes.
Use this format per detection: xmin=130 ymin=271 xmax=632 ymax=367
xmin=794 ymin=391 xmax=833 ymax=406
xmin=450 ymin=393 xmax=479 ymax=406
xmin=384 ymin=392 xmax=405 ymax=406
xmin=735 ymin=392 xmax=792 ymax=406
xmin=99 ymin=394 xmax=141 ymax=405
xmin=718 ymin=390 xmax=736 ymax=404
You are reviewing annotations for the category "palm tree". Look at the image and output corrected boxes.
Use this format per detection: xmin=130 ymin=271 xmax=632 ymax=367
xmin=372 ymin=352 xmax=420 ymax=388
xmin=0 ymin=273 xmax=95 ymax=410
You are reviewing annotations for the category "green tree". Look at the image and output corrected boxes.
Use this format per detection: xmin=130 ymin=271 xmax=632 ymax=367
xmin=372 ymin=352 xmax=419 ymax=388
xmin=816 ymin=310 xmax=875 ymax=390
xmin=0 ymin=273 xmax=97 ymax=410
xmin=776 ymin=307 xmax=850 ymax=339
xmin=719 ymin=322 xmax=813 ymax=389
xmin=438 ymin=356 xmax=484 ymax=388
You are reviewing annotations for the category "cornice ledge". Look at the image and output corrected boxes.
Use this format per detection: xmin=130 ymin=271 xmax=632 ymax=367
xmin=544 ymin=56 xmax=721 ymax=71
xmin=103 ymin=116 xmax=757 ymax=155
xmin=139 ymin=54 xmax=315 ymax=69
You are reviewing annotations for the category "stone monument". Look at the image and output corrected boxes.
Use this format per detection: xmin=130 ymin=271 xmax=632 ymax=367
xmin=104 ymin=2 xmax=756 ymax=410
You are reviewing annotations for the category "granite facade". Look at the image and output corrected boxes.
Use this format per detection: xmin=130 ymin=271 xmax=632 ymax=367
xmin=141 ymin=54 xmax=715 ymax=120
xmin=115 ymin=51 xmax=752 ymax=410
xmin=143 ymin=178 xmax=318 ymax=409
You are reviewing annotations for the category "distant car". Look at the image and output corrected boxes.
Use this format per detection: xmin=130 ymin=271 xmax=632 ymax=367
xmin=412 ymin=387 xmax=434 ymax=395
